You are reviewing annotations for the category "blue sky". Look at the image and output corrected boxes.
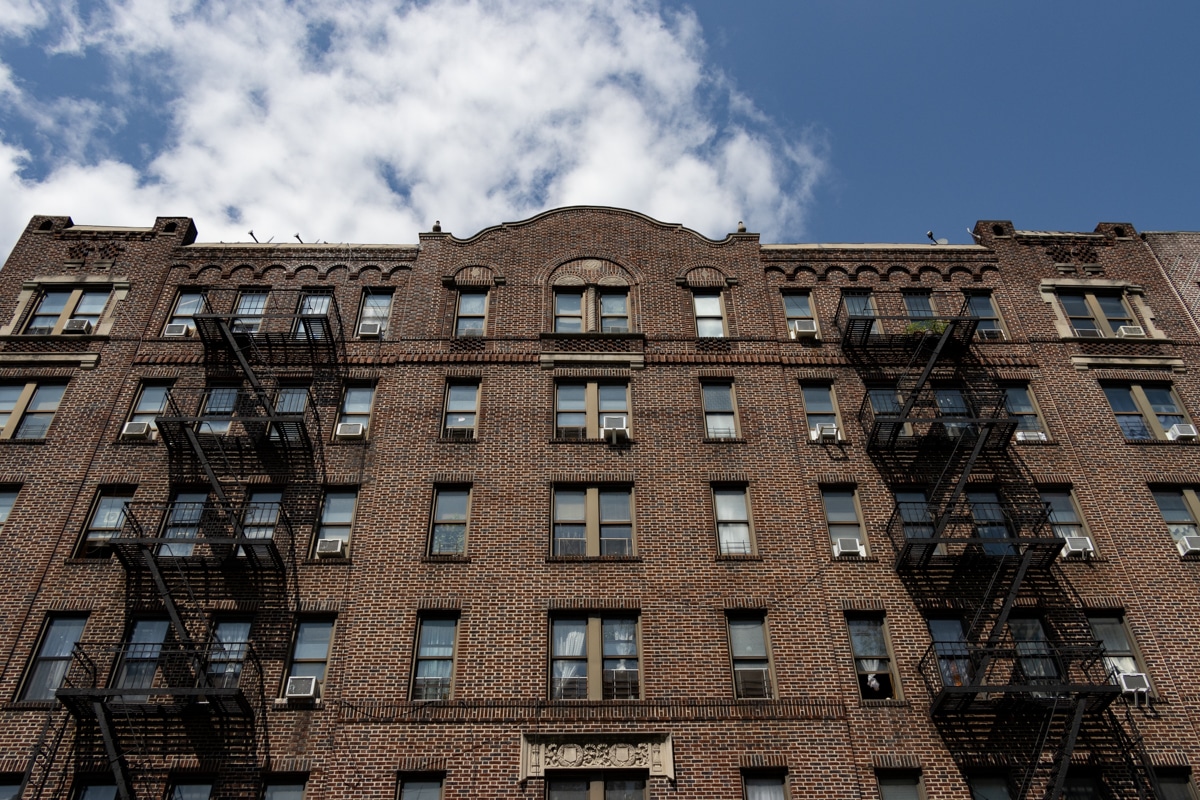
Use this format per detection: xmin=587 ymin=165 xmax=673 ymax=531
xmin=0 ymin=0 xmax=1196 ymax=254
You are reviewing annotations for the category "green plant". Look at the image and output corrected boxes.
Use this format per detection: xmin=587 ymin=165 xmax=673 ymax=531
xmin=904 ymin=319 xmax=949 ymax=335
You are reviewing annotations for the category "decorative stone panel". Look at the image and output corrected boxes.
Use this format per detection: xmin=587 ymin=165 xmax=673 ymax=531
xmin=520 ymin=733 xmax=674 ymax=780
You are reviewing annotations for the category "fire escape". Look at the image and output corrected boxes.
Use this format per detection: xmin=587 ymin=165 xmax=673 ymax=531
xmin=52 ymin=289 xmax=343 ymax=800
xmin=835 ymin=290 xmax=1160 ymax=800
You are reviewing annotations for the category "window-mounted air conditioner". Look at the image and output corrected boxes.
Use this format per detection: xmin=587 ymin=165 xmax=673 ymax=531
xmin=833 ymin=537 xmax=865 ymax=558
xmin=1061 ymin=536 xmax=1095 ymax=559
xmin=812 ymin=423 xmax=840 ymax=442
xmin=789 ymin=319 xmax=818 ymax=339
xmin=1015 ymin=430 xmax=1048 ymax=442
xmin=121 ymin=421 xmax=152 ymax=439
xmin=977 ymin=328 xmax=1006 ymax=341
xmin=335 ymin=422 xmax=365 ymax=439
xmin=163 ymin=323 xmax=193 ymax=337
xmin=315 ymin=538 xmax=346 ymax=558
xmin=357 ymin=321 xmax=382 ymax=338
xmin=62 ymin=318 xmax=92 ymax=334
xmin=1167 ymin=423 xmax=1198 ymax=441
xmin=458 ymin=326 xmax=484 ymax=337
xmin=284 ymin=675 xmax=319 ymax=699
xmin=1177 ymin=536 xmax=1200 ymax=557
xmin=600 ymin=415 xmax=630 ymax=443
xmin=1117 ymin=325 xmax=1146 ymax=338
xmin=1118 ymin=672 xmax=1150 ymax=695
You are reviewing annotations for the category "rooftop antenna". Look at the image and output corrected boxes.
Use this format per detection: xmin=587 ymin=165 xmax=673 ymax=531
xmin=967 ymin=227 xmax=982 ymax=243
xmin=294 ymin=233 xmax=304 ymax=244
xmin=926 ymin=231 xmax=948 ymax=246
xmin=248 ymin=230 xmax=258 ymax=243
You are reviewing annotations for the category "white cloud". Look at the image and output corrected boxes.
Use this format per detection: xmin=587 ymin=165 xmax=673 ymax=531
xmin=0 ymin=0 xmax=827 ymax=254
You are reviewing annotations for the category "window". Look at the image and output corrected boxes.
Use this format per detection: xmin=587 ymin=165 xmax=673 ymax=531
xmin=294 ymin=292 xmax=332 ymax=340
xmin=430 ymin=487 xmax=470 ymax=556
xmin=0 ymin=382 xmax=66 ymax=440
xmin=112 ymin=618 xmax=169 ymax=701
xmin=170 ymin=784 xmax=212 ymax=800
xmin=1156 ymin=772 xmax=1199 ymax=800
xmin=24 ymin=287 xmax=110 ymax=334
xmin=21 ymin=615 xmax=87 ymax=701
xmin=198 ymin=386 xmax=237 ymax=435
xmin=554 ymin=291 xmax=584 ymax=332
xmin=75 ymin=784 xmax=117 ymax=800
xmin=701 ymin=382 xmax=739 ymax=439
xmin=848 ymin=616 xmax=897 ymax=700
xmin=207 ymin=619 xmax=251 ymax=689
xmin=1088 ymin=614 xmax=1143 ymax=682
xmin=843 ymin=291 xmax=880 ymax=334
xmin=358 ymin=289 xmax=393 ymax=334
xmin=160 ymin=490 xmax=207 ymax=557
xmin=128 ymin=383 xmax=170 ymax=434
xmin=934 ymin=387 xmax=971 ymax=437
xmin=970 ymin=490 xmax=1013 ymax=555
xmin=552 ymin=487 xmax=633 ymax=557
xmin=80 ymin=488 xmax=133 ymax=558
xmin=263 ymin=782 xmax=306 ymax=800
xmin=782 ymin=293 xmax=814 ymax=337
xmin=233 ymin=290 xmax=268 ymax=334
xmin=1009 ymin=617 xmax=1059 ymax=685
xmin=412 ymin=617 xmax=457 ymax=700
xmin=1041 ymin=491 xmax=1086 ymax=541
xmin=550 ymin=616 xmax=639 ymax=700
xmin=1058 ymin=290 xmax=1135 ymax=337
xmin=714 ymin=486 xmax=752 ymax=556
xmin=287 ymin=619 xmax=333 ymax=696
xmin=1103 ymin=384 xmax=1190 ymax=441
xmin=166 ymin=290 xmax=205 ymax=332
xmin=743 ymin=774 xmax=787 ymax=800
xmin=728 ymin=615 xmax=772 ymax=699
xmin=903 ymin=290 xmax=934 ymax=320
xmin=398 ymin=777 xmax=443 ymax=800
xmin=0 ymin=487 xmax=18 ymax=526
xmin=598 ymin=290 xmax=629 ymax=333
xmin=927 ymin=617 xmax=970 ymax=688
xmin=966 ymin=293 xmax=1005 ymax=339
xmin=895 ymin=490 xmax=934 ymax=541
xmin=1062 ymin=772 xmax=1102 ymax=799
xmin=692 ymin=290 xmax=726 ymax=337
xmin=0 ymin=780 xmax=21 ymax=800
xmin=546 ymin=777 xmax=645 ymax=799
xmin=801 ymin=384 xmax=839 ymax=440
xmin=443 ymin=383 xmax=478 ymax=439
xmin=823 ymin=488 xmax=864 ymax=555
xmin=1004 ymin=386 xmax=1046 ymax=438
xmin=877 ymin=773 xmax=923 ymax=800
xmin=243 ymin=491 xmax=282 ymax=543
xmin=554 ymin=382 xmax=630 ymax=440
xmin=337 ymin=386 xmax=374 ymax=436
xmin=966 ymin=776 xmax=1012 ymax=800
xmin=270 ymin=386 xmax=309 ymax=444
xmin=455 ymin=291 xmax=487 ymax=336
xmin=315 ymin=489 xmax=357 ymax=551
xmin=1152 ymin=489 xmax=1200 ymax=548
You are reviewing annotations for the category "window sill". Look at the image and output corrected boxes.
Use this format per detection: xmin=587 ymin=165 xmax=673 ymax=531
xmin=703 ymin=437 xmax=745 ymax=444
xmin=715 ymin=553 xmax=763 ymax=562
xmin=65 ymin=556 xmax=115 ymax=566
xmin=303 ymin=557 xmax=352 ymax=566
xmin=423 ymin=554 xmax=471 ymax=563
xmin=1121 ymin=438 xmax=1198 ymax=446
xmin=5 ymin=700 xmax=54 ymax=711
xmin=0 ymin=439 xmax=45 ymax=445
xmin=550 ymin=437 xmax=637 ymax=445
xmin=272 ymin=697 xmax=323 ymax=709
xmin=540 ymin=332 xmax=645 ymax=340
xmin=860 ymin=698 xmax=909 ymax=708
xmin=1013 ymin=437 xmax=1057 ymax=445
xmin=832 ymin=554 xmax=880 ymax=563
xmin=545 ymin=555 xmax=642 ymax=563
xmin=438 ymin=435 xmax=477 ymax=443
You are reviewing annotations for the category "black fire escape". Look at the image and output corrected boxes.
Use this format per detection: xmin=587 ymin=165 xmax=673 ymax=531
xmin=835 ymin=290 xmax=1160 ymax=800
xmin=53 ymin=289 xmax=343 ymax=800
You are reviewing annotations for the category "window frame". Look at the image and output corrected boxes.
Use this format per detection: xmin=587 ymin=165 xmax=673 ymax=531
xmin=169 ymin=783 xmax=213 ymax=800
xmin=549 ymin=615 xmax=641 ymax=701
xmin=847 ymin=615 xmax=900 ymax=701
xmin=78 ymin=487 xmax=134 ymax=558
xmin=165 ymin=290 xmax=206 ymax=334
xmin=701 ymin=381 xmax=740 ymax=440
xmin=801 ymin=383 xmax=841 ymax=441
xmin=454 ymin=290 xmax=488 ymax=337
xmin=442 ymin=381 xmax=479 ymax=440
xmin=823 ymin=487 xmax=867 ymax=557
xmin=713 ymin=485 xmax=754 ymax=557
xmin=1102 ymin=383 xmax=1191 ymax=441
xmin=692 ymin=290 xmax=728 ymax=338
xmin=782 ymin=292 xmax=816 ymax=338
xmin=1040 ymin=489 xmax=1092 ymax=549
xmin=127 ymin=382 xmax=171 ymax=434
xmin=544 ymin=775 xmax=647 ymax=799
xmin=314 ymin=488 xmax=358 ymax=554
xmin=0 ymin=382 xmax=66 ymax=440
xmin=966 ymin=292 xmax=1006 ymax=340
xmin=554 ymin=381 xmax=631 ymax=440
xmin=262 ymin=780 xmax=307 ymax=800
xmin=1004 ymin=384 xmax=1047 ymax=440
xmin=727 ymin=613 xmax=774 ymax=700
xmin=0 ymin=486 xmax=19 ymax=527
xmin=23 ymin=287 xmax=112 ymax=335
xmin=336 ymin=385 xmax=374 ymax=438
xmin=412 ymin=616 xmax=458 ymax=701
xmin=1087 ymin=612 xmax=1148 ymax=686
xmin=876 ymin=771 xmax=925 ymax=800
xmin=1152 ymin=487 xmax=1200 ymax=552
xmin=357 ymin=288 xmax=393 ymax=336
xmin=551 ymin=485 xmax=635 ymax=558
xmin=429 ymin=486 xmax=471 ymax=557
xmin=285 ymin=618 xmax=334 ymax=698
xmin=742 ymin=772 xmax=789 ymax=800
xmin=232 ymin=289 xmax=269 ymax=334
xmin=20 ymin=614 xmax=88 ymax=702
xmin=397 ymin=775 xmax=444 ymax=800
xmin=1057 ymin=289 xmax=1137 ymax=338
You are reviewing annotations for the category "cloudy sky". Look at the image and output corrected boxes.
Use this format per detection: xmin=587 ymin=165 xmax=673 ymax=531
xmin=0 ymin=0 xmax=1196 ymax=254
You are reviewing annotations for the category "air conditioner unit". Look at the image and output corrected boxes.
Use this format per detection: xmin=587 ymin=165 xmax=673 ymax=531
xmin=1061 ymin=536 xmax=1095 ymax=558
xmin=1167 ymin=423 xmax=1198 ymax=441
xmin=1117 ymin=325 xmax=1146 ymax=338
xmin=1015 ymin=430 xmax=1048 ymax=442
xmin=121 ymin=421 xmax=152 ymax=439
xmin=315 ymin=538 xmax=346 ymax=558
xmin=458 ymin=327 xmax=484 ymax=337
xmin=833 ymin=537 xmax=866 ymax=557
xmin=789 ymin=319 xmax=818 ymax=339
xmin=357 ymin=321 xmax=382 ymax=338
xmin=812 ymin=423 xmax=840 ymax=442
xmin=163 ymin=323 xmax=193 ymax=337
xmin=335 ymin=422 xmax=365 ymax=439
xmin=977 ymin=328 xmax=1006 ymax=341
xmin=284 ymin=675 xmax=319 ymax=699
xmin=600 ymin=415 xmax=629 ymax=443
xmin=1118 ymin=672 xmax=1150 ymax=694
xmin=1177 ymin=536 xmax=1200 ymax=557
xmin=62 ymin=318 xmax=92 ymax=334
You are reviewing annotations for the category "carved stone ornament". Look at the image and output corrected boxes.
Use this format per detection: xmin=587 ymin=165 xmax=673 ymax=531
xmin=520 ymin=733 xmax=674 ymax=780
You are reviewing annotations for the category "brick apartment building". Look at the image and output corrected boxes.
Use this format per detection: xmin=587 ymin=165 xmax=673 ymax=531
xmin=0 ymin=207 xmax=1195 ymax=800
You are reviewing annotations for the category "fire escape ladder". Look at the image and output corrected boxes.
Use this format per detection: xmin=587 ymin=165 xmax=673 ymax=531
xmin=92 ymin=701 xmax=133 ymax=800
xmin=1041 ymin=696 xmax=1088 ymax=800
xmin=23 ymin=708 xmax=71 ymax=800
xmin=1106 ymin=703 xmax=1162 ymax=800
